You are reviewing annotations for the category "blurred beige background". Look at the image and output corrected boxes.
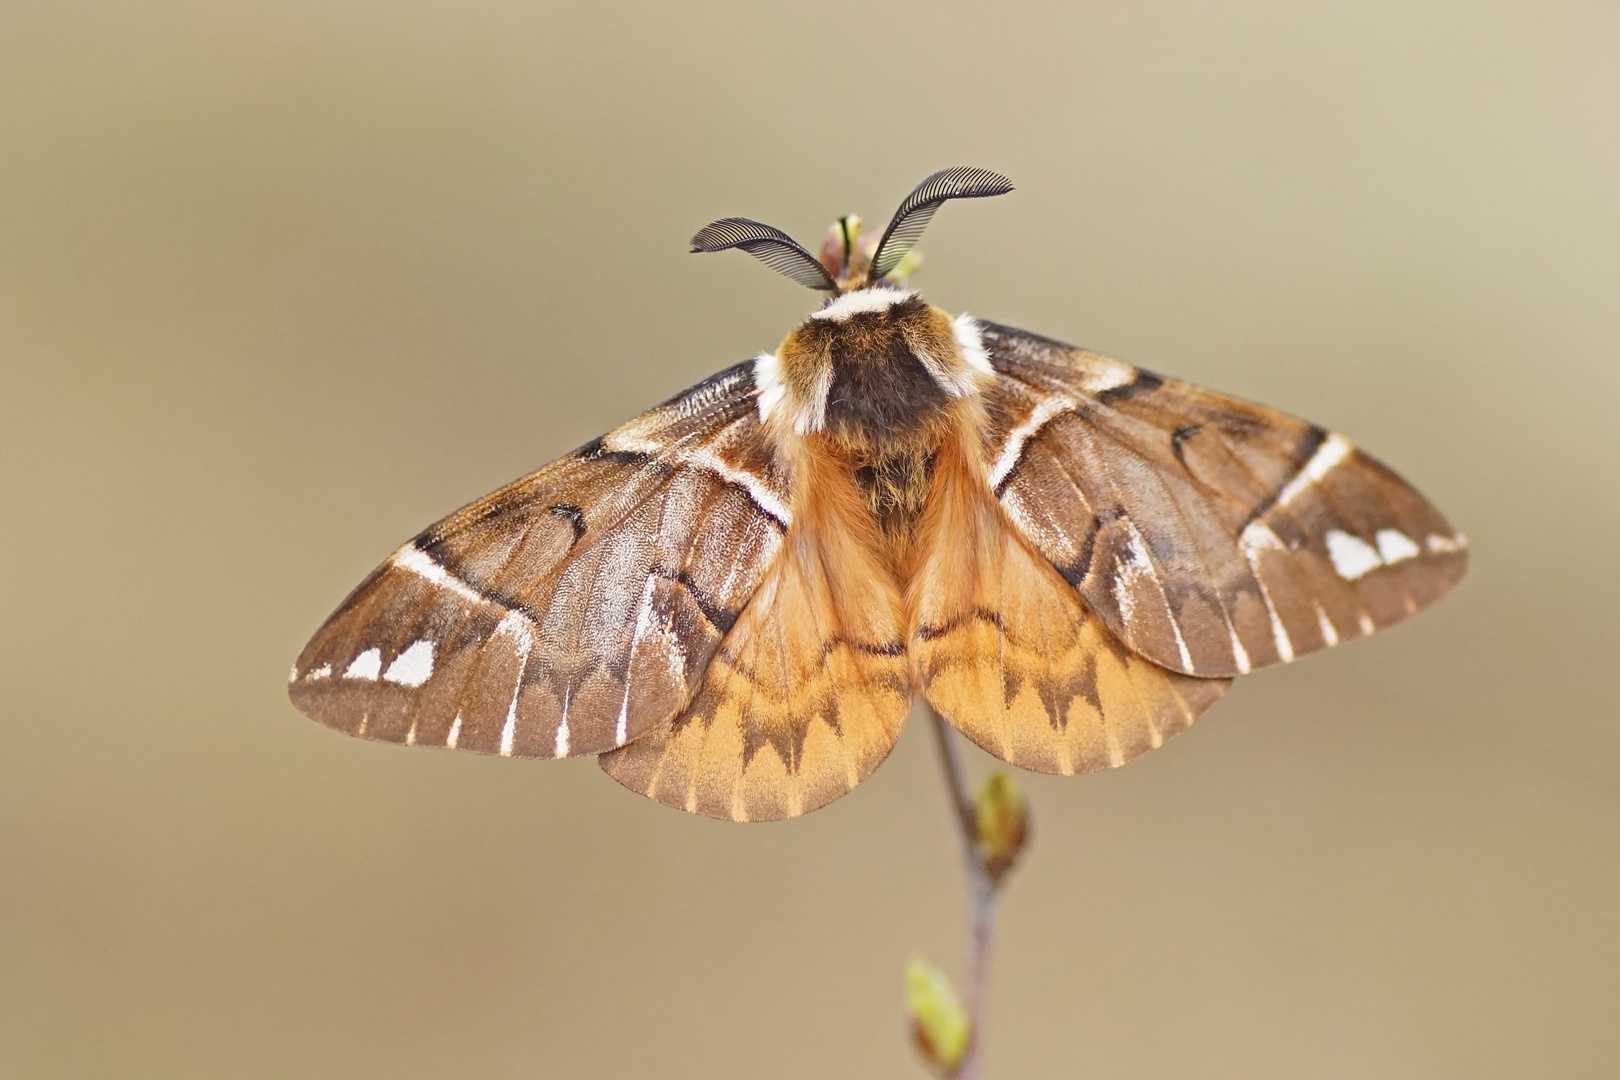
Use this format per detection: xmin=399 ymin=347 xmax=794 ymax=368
xmin=3 ymin=1 xmax=1617 ymax=1077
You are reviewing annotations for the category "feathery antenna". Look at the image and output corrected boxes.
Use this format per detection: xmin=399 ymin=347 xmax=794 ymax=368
xmin=869 ymin=167 xmax=1015 ymax=282
xmin=689 ymin=217 xmax=838 ymax=292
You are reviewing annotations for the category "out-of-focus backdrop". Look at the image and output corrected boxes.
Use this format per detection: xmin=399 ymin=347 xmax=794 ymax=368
xmin=3 ymin=2 xmax=1616 ymax=1077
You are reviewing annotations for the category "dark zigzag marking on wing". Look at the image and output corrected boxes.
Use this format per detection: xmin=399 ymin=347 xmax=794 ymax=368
xmin=1238 ymin=424 xmax=1328 ymax=530
xmin=402 ymin=543 xmax=749 ymax=645
xmin=420 ymin=419 xmax=785 ymax=602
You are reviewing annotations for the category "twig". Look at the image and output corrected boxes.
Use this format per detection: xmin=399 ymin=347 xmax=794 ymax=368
xmin=927 ymin=706 xmax=1000 ymax=1080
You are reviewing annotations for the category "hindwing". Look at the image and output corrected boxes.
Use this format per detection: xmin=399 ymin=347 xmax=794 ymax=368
xmin=910 ymin=441 xmax=1230 ymax=774
xmin=288 ymin=361 xmax=791 ymax=759
xmin=600 ymin=456 xmax=912 ymax=821
xmin=978 ymin=322 xmax=1468 ymax=678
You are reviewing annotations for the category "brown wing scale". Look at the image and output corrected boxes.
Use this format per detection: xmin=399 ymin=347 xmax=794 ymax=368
xmin=288 ymin=361 xmax=792 ymax=759
xmin=978 ymin=322 xmax=1468 ymax=679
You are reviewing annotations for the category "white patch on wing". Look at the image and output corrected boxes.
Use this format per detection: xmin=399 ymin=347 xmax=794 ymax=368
xmin=753 ymin=352 xmax=785 ymax=425
xmin=811 ymin=286 xmax=913 ymax=322
xmin=393 ymin=544 xmax=485 ymax=605
xmin=1313 ymin=601 xmax=1340 ymax=647
xmin=616 ymin=575 xmax=659 ymax=747
xmin=1227 ymin=625 xmax=1252 ymax=674
xmin=496 ymin=610 xmax=535 ymax=758
xmin=383 ymin=639 xmax=435 ymax=687
xmin=1239 ymin=522 xmax=1295 ymax=663
xmin=1241 ymin=520 xmax=1285 ymax=554
xmin=1074 ymin=355 xmax=1136 ymax=394
xmin=1113 ymin=564 xmax=1139 ymax=625
xmin=1276 ymin=433 xmax=1354 ymax=509
xmin=1111 ymin=526 xmax=1154 ymax=626
xmin=447 ymin=713 xmax=462 ymax=749
xmin=1263 ymin=598 xmax=1294 ymax=662
xmin=499 ymin=703 xmax=518 ymax=757
xmin=1376 ymin=528 xmax=1421 ymax=565
xmin=1425 ymin=532 xmax=1467 ymax=554
xmin=494 ymin=608 xmax=534 ymax=650
xmin=698 ymin=448 xmax=793 ymax=524
xmin=607 ymin=434 xmax=792 ymax=526
xmin=554 ymin=715 xmax=570 ymax=758
xmin=307 ymin=663 xmax=332 ymax=681
xmin=1114 ymin=523 xmax=1195 ymax=671
xmin=952 ymin=314 xmax=993 ymax=375
xmin=1168 ymin=620 xmax=1194 ymax=673
xmin=343 ymin=648 xmax=382 ymax=681
xmin=1357 ymin=611 xmax=1376 ymax=636
xmin=988 ymin=394 xmax=1074 ymax=491
xmin=1325 ymin=529 xmax=1383 ymax=580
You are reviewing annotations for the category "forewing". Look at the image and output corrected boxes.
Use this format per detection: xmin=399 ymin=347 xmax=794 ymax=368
xmin=911 ymin=444 xmax=1229 ymax=774
xmin=288 ymin=361 xmax=792 ymax=759
xmin=600 ymin=465 xmax=912 ymax=821
xmin=978 ymin=322 xmax=1468 ymax=678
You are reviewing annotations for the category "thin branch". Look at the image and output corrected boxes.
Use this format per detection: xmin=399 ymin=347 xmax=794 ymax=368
xmin=927 ymin=707 xmax=1000 ymax=1080
xmin=930 ymin=704 xmax=979 ymax=840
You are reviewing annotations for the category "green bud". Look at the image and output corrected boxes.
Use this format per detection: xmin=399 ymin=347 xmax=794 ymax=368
xmin=905 ymin=958 xmax=971 ymax=1077
xmin=974 ymin=771 xmax=1030 ymax=883
xmin=887 ymin=248 xmax=925 ymax=282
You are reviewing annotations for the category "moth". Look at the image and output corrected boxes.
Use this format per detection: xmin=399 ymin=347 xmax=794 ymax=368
xmin=289 ymin=167 xmax=1467 ymax=821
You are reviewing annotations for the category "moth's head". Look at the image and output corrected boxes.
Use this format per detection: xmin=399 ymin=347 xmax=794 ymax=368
xmin=689 ymin=166 xmax=1014 ymax=297
xmin=810 ymin=213 xmax=918 ymax=293
xmin=690 ymin=168 xmax=1011 ymax=447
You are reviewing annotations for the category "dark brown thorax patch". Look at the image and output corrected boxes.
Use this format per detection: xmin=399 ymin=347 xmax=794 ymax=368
xmin=781 ymin=295 xmax=960 ymax=451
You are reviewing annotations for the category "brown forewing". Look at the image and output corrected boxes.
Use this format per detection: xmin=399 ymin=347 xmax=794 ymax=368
xmin=600 ymin=453 xmax=912 ymax=821
xmin=978 ymin=323 xmax=1468 ymax=678
xmin=287 ymin=361 xmax=792 ymax=759
xmin=909 ymin=440 xmax=1229 ymax=773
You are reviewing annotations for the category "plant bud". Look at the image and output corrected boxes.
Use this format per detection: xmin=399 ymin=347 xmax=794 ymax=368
xmin=974 ymin=771 xmax=1030 ymax=883
xmin=905 ymin=958 xmax=971 ymax=1077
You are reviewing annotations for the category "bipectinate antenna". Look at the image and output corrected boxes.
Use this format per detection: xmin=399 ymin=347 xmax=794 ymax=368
xmin=869 ymin=167 xmax=1015 ymax=283
xmin=689 ymin=217 xmax=839 ymax=292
